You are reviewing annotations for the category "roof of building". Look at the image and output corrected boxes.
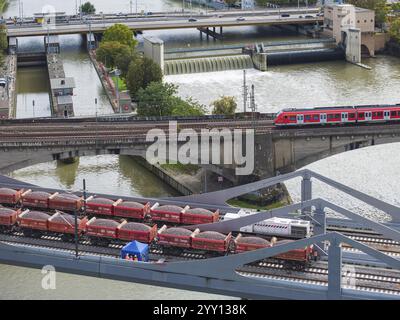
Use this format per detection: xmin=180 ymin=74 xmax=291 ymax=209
xmin=50 ymin=77 xmax=75 ymax=90
xmin=57 ymin=95 xmax=73 ymax=105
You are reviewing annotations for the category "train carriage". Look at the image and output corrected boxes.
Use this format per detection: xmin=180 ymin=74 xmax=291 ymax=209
xmin=192 ymin=231 xmax=233 ymax=254
xmin=86 ymin=197 xmax=121 ymax=216
xmin=21 ymin=190 xmax=51 ymax=209
xmin=0 ymin=207 xmax=21 ymax=231
xmin=150 ymin=203 xmax=187 ymax=224
xmin=274 ymin=103 xmax=400 ymax=127
xmin=47 ymin=212 xmax=88 ymax=236
xmin=117 ymin=222 xmax=157 ymax=243
xmin=181 ymin=208 xmax=220 ymax=225
xmin=48 ymin=193 xmax=83 ymax=212
xmin=0 ymin=188 xmax=23 ymax=205
xmin=113 ymin=201 xmax=150 ymax=220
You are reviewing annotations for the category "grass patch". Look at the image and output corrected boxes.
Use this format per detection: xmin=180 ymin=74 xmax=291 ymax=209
xmin=161 ymin=163 xmax=200 ymax=175
xmin=227 ymin=198 xmax=287 ymax=211
xmin=111 ymin=76 xmax=127 ymax=91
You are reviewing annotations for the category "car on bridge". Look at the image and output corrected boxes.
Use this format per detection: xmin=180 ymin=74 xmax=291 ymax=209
xmin=281 ymin=13 xmax=290 ymax=17
xmin=188 ymin=18 xmax=197 ymax=22
xmin=236 ymin=17 xmax=245 ymax=22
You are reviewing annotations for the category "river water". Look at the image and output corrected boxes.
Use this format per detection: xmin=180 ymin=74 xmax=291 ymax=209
xmin=2 ymin=0 xmax=400 ymax=299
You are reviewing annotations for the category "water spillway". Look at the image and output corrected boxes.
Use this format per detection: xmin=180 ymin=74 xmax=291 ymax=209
xmin=164 ymin=55 xmax=254 ymax=75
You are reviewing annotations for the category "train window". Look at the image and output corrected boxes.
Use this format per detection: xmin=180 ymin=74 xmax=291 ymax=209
xmin=305 ymin=115 xmax=311 ymax=120
xmin=349 ymin=113 xmax=355 ymax=118
xmin=373 ymin=112 xmax=377 ymax=117
xmin=359 ymin=112 xmax=364 ymax=117
xmin=313 ymin=115 xmax=319 ymax=120
xmin=328 ymin=114 xmax=333 ymax=119
xmin=289 ymin=116 xmax=296 ymax=121
xmin=377 ymin=112 xmax=383 ymax=117
xmin=334 ymin=114 xmax=340 ymax=119
xmin=391 ymin=111 xmax=396 ymax=117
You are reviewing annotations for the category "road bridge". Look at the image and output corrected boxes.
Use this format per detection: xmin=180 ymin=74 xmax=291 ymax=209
xmin=6 ymin=13 xmax=323 ymax=38
xmin=0 ymin=117 xmax=399 ymax=184
xmin=0 ymin=170 xmax=400 ymax=299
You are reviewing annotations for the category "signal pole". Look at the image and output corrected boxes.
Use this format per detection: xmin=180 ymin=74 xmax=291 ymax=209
xmin=250 ymin=84 xmax=257 ymax=131
xmin=243 ymin=70 xmax=248 ymax=113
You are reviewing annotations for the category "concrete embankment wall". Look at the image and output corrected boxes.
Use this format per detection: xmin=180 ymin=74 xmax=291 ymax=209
xmin=385 ymin=41 xmax=400 ymax=57
xmin=131 ymin=156 xmax=194 ymax=196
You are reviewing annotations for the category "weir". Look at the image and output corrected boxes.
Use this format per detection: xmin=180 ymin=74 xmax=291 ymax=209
xmin=164 ymin=54 xmax=254 ymax=75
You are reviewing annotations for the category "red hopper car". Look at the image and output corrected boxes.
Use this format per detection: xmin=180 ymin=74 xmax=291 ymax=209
xmin=49 ymin=193 xmax=83 ymax=212
xmin=21 ymin=190 xmax=51 ymax=209
xmin=113 ymin=201 xmax=150 ymax=220
xmin=86 ymin=197 xmax=121 ymax=216
xmin=150 ymin=203 xmax=188 ymax=224
xmin=0 ymin=188 xmax=23 ymax=205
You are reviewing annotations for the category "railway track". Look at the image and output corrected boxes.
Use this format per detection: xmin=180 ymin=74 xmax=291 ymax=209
xmin=2 ymin=232 xmax=400 ymax=295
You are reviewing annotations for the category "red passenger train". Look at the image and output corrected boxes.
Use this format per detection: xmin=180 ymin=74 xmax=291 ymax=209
xmin=274 ymin=104 xmax=400 ymax=126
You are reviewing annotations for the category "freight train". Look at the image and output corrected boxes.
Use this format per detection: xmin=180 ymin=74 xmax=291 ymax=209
xmin=0 ymin=188 xmax=220 ymax=226
xmin=274 ymin=104 xmax=400 ymax=126
xmin=0 ymin=207 xmax=316 ymax=270
xmin=0 ymin=188 xmax=310 ymax=239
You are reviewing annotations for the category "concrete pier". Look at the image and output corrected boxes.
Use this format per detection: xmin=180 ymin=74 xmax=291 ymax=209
xmin=47 ymin=53 xmax=75 ymax=117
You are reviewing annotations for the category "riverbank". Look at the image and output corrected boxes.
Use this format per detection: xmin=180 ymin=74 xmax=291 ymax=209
xmin=88 ymin=49 xmax=119 ymax=113
xmin=385 ymin=40 xmax=400 ymax=57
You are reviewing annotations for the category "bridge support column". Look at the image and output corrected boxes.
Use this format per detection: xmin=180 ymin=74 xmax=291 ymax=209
xmin=328 ymin=237 xmax=342 ymax=299
xmin=301 ymin=171 xmax=312 ymax=214
xmin=313 ymin=203 xmax=327 ymax=256
xmin=345 ymin=28 xmax=361 ymax=64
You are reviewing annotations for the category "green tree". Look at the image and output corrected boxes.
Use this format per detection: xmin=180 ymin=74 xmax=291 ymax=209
xmin=80 ymin=2 xmax=96 ymax=15
xmin=137 ymin=82 xmax=206 ymax=117
xmin=126 ymin=57 xmax=163 ymax=97
xmin=171 ymin=97 xmax=206 ymax=116
xmin=390 ymin=18 xmax=400 ymax=43
xmin=96 ymin=41 xmax=132 ymax=68
xmin=102 ymin=24 xmax=137 ymax=49
xmin=136 ymin=82 xmax=177 ymax=116
xmin=345 ymin=0 xmax=388 ymax=26
xmin=211 ymin=96 xmax=237 ymax=115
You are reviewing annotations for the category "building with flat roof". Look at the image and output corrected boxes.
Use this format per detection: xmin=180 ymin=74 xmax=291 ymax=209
xmin=324 ymin=3 xmax=375 ymax=56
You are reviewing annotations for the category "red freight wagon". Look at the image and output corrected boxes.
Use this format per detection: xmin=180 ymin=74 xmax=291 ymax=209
xmin=150 ymin=203 xmax=188 ymax=224
xmin=157 ymin=225 xmax=199 ymax=248
xmin=192 ymin=231 xmax=233 ymax=253
xmin=86 ymin=217 xmax=120 ymax=239
xmin=47 ymin=212 xmax=88 ymax=235
xmin=117 ymin=221 xmax=157 ymax=243
xmin=273 ymin=240 xmax=313 ymax=262
xmin=86 ymin=197 xmax=121 ymax=216
xmin=21 ymin=190 xmax=51 ymax=209
xmin=0 ymin=207 xmax=21 ymax=227
xmin=181 ymin=208 xmax=220 ymax=225
xmin=234 ymin=234 xmax=270 ymax=253
xmin=0 ymin=188 xmax=23 ymax=205
xmin=49 ymin=193 xmax=83 ymax=212
xmin=113 ymin=201 xmax=150 ymax=220
xmin=18 ymin=210 xmax=50 ymax=231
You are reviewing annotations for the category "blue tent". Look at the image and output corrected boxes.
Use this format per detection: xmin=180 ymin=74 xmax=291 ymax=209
xmin=121 ymin=241 xmax=149 ymax=262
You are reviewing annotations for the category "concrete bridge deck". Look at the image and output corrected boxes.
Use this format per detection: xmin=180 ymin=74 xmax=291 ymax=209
xmin=6 ymin=14 xmax=323 ymax=37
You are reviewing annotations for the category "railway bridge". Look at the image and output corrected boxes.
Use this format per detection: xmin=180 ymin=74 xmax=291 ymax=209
xmin=0 ymin=169 xmax=400 ymax=299
xmin=0 ymin=117 xmax=399 ymax=184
